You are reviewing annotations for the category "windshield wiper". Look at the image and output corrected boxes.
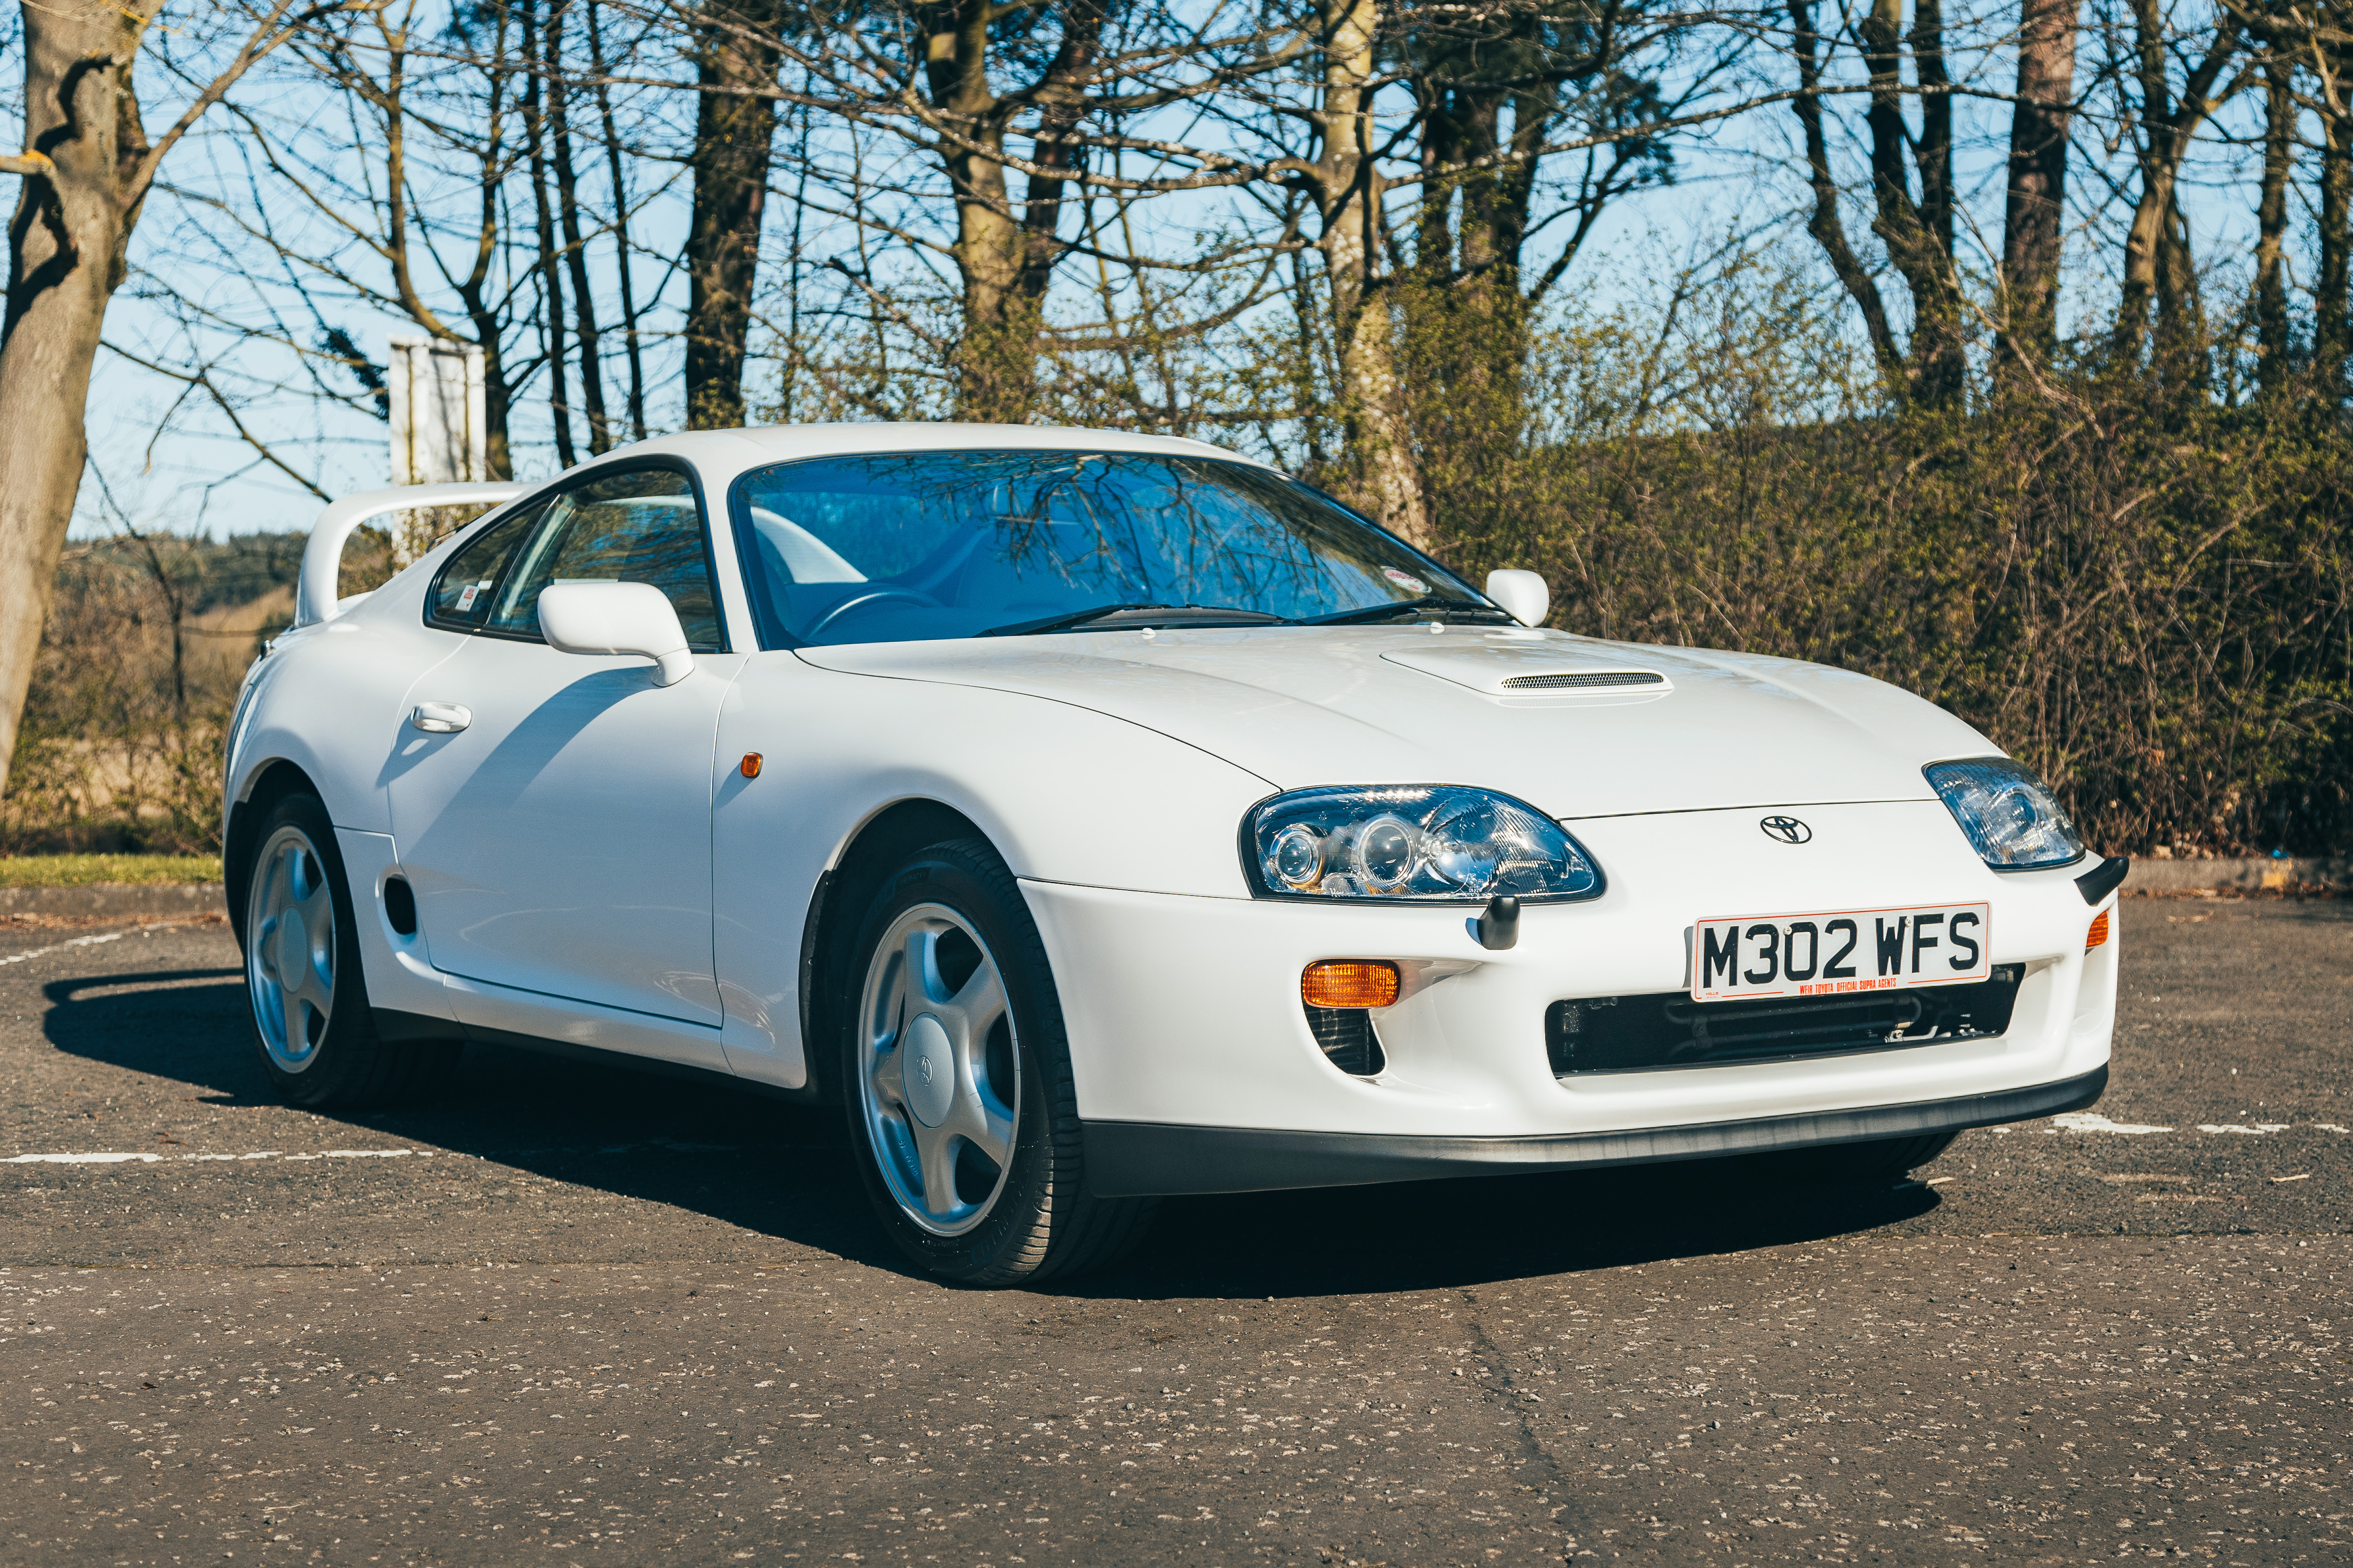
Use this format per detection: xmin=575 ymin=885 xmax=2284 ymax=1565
xmin=978 ymin=603 xmax=1287 ymax=637
xmin=1294 ymin=596 xmax=1515 ymax=627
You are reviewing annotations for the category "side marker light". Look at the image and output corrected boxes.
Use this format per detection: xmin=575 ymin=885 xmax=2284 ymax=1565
xmin=2085 ymin=910 xmax=2110 ymax=951
xmin=1301 ymin=960 xmax=1400 ymax=1009
xmin=739 ymin=752 xmax=763 ymax=779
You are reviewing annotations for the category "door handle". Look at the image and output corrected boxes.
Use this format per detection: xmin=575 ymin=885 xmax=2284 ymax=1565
xmin=410 ymin=701 xmax=472 ymax=734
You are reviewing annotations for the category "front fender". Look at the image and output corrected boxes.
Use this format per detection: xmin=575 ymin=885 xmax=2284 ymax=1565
xmin=709 ymin=654 xmax=1279 ymax=1087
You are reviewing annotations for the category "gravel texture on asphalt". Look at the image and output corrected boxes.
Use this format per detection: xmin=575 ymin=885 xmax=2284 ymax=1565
xmin=0 ymin=898 xmax=2345 ymax=1565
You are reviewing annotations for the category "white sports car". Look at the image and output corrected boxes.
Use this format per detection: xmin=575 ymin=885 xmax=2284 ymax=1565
xmin=226 ymin=424 xmax=2122 ymax=1284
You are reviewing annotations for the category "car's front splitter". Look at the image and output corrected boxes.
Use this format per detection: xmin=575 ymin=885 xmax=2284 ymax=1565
xmin=1080 ymin=1063 xmax=2107 ymax=1197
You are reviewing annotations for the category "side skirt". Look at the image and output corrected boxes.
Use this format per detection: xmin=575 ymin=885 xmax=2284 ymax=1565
xmin=1081 ymin=1065 xmax=2108 ymax=1197
xmin=370 ymin=1008 xmax=830 ymax=1105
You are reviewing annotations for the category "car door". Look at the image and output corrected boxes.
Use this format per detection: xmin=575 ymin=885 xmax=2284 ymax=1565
xmin=385 ymin=462 xmax=743 ymax=1033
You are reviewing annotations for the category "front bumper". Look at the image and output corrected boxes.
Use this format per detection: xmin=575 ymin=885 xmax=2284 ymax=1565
xmin=1082 ymin=1064 xmax=2106 ymax=1196
xmin=1020 ymin=800 xmax=2118 ymax=1194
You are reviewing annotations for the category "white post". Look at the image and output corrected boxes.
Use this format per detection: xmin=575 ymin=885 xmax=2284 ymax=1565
xmin=387 ymin=336 xmax=491 ymax=565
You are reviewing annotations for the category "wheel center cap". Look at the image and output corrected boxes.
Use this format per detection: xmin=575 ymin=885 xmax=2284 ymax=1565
xmin=902 ymin=1013 xmax=956 ymax=1128
xmin=277 ymin=910 xmax=308 ymax=981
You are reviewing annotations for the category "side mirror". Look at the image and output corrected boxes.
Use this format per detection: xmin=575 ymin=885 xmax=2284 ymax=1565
xmin=537 ymin=581 xmax=694 ymax=686
xmin=1485 ymin=569 xmax=1551 ymax=628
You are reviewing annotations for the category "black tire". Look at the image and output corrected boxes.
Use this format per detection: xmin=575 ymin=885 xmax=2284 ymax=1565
xmin=838 ymin=837 xmax=1155 ymax=1286
xmin=236 ymin=790 xmax=458 ymax=1109
xmin=1780 ymin=1130 xmax=1960 ymax=1184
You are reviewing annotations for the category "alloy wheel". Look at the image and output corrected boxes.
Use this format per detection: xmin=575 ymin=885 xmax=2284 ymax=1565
xmin=246 ymin=824 xmax=337 ymax=1073
xmin=855 ymin=903 xmax=1021 ymax=1235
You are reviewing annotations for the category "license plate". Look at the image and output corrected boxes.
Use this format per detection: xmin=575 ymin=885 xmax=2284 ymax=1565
xmin=1690 ymin=902 xmax=1991 ymax=1002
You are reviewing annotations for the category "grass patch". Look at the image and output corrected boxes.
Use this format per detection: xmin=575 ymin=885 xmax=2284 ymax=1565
xmin=0 ymin=854 xmax=223 ymax=887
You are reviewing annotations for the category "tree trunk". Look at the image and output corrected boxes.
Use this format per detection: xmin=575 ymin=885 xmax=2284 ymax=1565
xmin=1861 ymin=0 xmax=1963 ymax=406
xmin=522 ymin=0 xmax=575 ymax=466
xmin=1314 ymin=0 xmax=1428 ymax=550
xmin=1998 ymin=0 xmax=2078 ymax=375
xmin=923 ymin=0 xmax=1103 ymax=422
xmin=454 ymin=2 xmax=518 ymax=480
xmin=2319 ymin=74 xmax=2350 ymax=390
xmin=0 ymin=0 xmax=160 ymax=803
xmin=2153 ymin=186 xmax=2207 ymax=392
xmin=684 ymin=0 xmax=782 ymax=429
xmin=1910 ymin=0 xmax=1954 ymax=263
xmin=1789 ymin=0 xmax=1902 ymax=386
xmin=1012 ymin=1 xmax=1102 ymax=312
xmin=588 ymin=0 xmax=648 ymax=441
xmin=547 ymin=2 xmax=612 ymax=454
xmin=927 ymin=0 xmax=1030 ymax=423
xmin=2252 ymin=57 xmax=2293 ymax=395
xmin=2113 ymin=1 xmax=2237 ymax=366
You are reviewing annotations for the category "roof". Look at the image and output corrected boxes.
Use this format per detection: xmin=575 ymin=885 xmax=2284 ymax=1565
xmin=610 ymin=421 xmax=1273 ymax=473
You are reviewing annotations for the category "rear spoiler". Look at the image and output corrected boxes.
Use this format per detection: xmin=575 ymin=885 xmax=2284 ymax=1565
xmin=295 ymin=481 xmax=532 ymax=627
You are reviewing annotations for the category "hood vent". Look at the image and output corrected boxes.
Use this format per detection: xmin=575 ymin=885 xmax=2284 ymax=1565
xmin=1501 ymin=670 xmax=1666 ymax=691
xmin=1381 ymin=640 xmax=1678 ymax=697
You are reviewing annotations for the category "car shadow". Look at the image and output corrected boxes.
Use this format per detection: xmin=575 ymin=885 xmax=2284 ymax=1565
xmin=43 ymin=964 xmax=1940 ymax=1295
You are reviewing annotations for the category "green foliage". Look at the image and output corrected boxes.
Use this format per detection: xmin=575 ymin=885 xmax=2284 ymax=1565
xmin=1399 ymin=265 xmax=2353 ymax=854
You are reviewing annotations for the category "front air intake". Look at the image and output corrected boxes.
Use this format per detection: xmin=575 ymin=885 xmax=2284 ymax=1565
xmin=1304 ymin=1005 xmax=1384 ymax=1076
xmin=1500 ymin=671 xmax=1666 ymax=690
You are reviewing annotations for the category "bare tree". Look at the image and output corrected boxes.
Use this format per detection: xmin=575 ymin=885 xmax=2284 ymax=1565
xmin=1998 ymin=0 xmax=2082 ymax=376
xmin=684 ymin=0 xmax=784 ymax=428
xmin=2252 ymin=50 xmax=2294 ymax=391
xmin=0 ymin=0 xmax=340 ymax=801
xmin=2109 ymin=0 xmax=2241 ymax=379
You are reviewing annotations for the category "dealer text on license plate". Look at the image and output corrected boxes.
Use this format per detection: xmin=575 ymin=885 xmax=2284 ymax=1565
xmin=1690 ymin=902 xmax=1990 ymax=1002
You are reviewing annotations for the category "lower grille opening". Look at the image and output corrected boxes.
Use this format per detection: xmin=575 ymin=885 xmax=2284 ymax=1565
xmin=1547 ymin=966 xmax=2023 ymax=1076
xmin=1305 ymin=1005 xmax=1385 ymax=1076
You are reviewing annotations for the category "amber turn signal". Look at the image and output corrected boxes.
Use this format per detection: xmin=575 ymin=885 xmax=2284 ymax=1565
xmin=1301 ymin=960 xmax=1401 ymax=1010
xmin=739 ymin=752 xmax=763 ymax=779
xmin=2085 ymin=910 xmax=2110 ymax=951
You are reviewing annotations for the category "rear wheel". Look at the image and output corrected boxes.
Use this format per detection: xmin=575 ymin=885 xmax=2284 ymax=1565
xmin=239 ymin=790 xmax=456 ymax=1109
xmin=840 ymin=838 xmax=1154 ymax=1285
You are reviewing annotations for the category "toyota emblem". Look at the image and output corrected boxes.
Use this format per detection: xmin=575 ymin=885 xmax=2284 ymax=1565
xmin=1759 ymin=815 xmax=1813 ymax=844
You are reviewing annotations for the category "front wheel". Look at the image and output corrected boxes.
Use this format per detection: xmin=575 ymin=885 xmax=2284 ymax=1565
xmin=840 ymin=838 xmax=1153 ymax=1285
xmin=239 ymin=790 xmax=456 ymax=1109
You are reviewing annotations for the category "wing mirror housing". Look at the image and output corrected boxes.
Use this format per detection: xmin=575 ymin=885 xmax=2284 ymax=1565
xmin=1485 ymin=569 xmax=1551 ymax=628
xmin=537 ymin=581 xmax=694 ymax=686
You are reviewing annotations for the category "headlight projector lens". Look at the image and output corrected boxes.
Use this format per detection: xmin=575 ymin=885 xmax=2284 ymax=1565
xmin=1245 ymin=785 xmax=1603 ymax=903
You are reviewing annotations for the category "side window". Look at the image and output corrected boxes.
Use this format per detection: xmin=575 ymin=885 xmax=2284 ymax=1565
xmin=426 ymin=499 xmax=549 ymax=631
xmin=485 ymin=469 xmax=725 ymax=652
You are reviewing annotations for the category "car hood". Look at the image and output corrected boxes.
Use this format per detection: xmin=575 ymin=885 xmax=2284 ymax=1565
xmin=793 ymin=625 xmax=1995 ymax=819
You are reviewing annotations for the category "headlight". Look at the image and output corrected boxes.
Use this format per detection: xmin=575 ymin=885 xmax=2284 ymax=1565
xmin=1925 ymin=758 xmax=2086 ymax=870
xmin=1244 ymin=785 xmax=1603 ymax=902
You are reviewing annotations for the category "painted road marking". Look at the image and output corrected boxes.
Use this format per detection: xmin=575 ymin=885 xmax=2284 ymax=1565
xmin=2050 ymin=1112 xmax=2172 ymax=1134
xmin=0 ymin=920 xmax=205 ymax=970
xmin=0 ymin=931 xmax=129 ymax=967
xmin=1 ymin=1139 xmax=761 ymax=1167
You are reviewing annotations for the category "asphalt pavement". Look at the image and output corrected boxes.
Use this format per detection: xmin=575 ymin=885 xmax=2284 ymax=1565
xmin=0 ymin=898 xmax=2345 ymax=1565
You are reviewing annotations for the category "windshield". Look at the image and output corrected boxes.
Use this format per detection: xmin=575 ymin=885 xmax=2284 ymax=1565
xmin=730 ymin=449 xmax=1488 ymax=647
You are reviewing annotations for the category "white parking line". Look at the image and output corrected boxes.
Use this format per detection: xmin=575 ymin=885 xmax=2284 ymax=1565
xmin=2 ymin=1140 xmax=753 ymax=1167
xmin=4 ymin=1148 xmax=431 ymax=1165
xmin=0 ymin=920 xmax=208 ymax=970
xmin=0 ymin=930 xmax=129 ymax=967
xmin=2050 ymin=1111 xmax=2173 ymax=1134
xmin=2046 ymin=1114 xmax=2341 ymax=1137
